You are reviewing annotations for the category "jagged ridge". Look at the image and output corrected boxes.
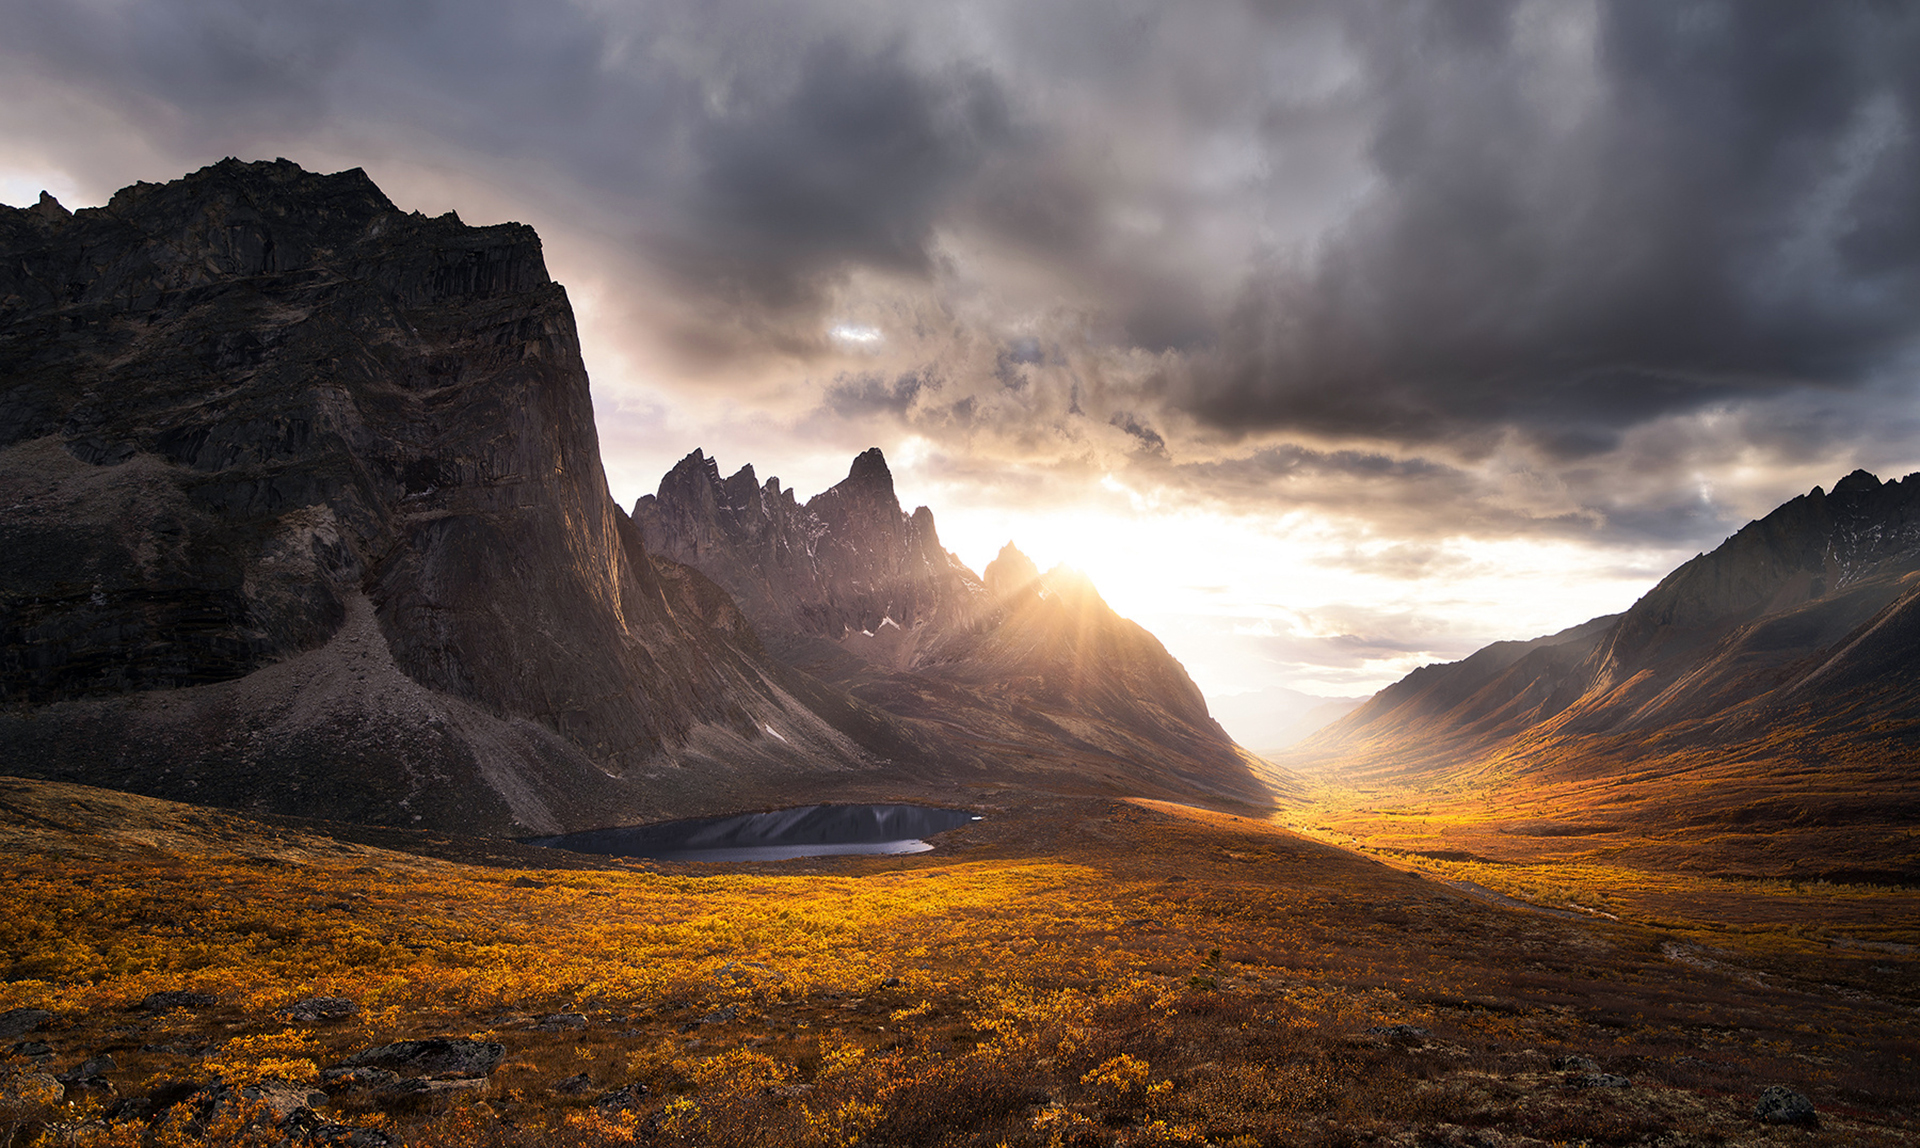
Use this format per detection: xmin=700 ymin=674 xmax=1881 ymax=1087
xmin=635 ymin=449 xmax=1277 ymax=805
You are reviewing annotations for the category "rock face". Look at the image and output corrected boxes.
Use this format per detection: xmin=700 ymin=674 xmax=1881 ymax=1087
xmin=0 ymin=159 xmax=881 ymax=833
xmin=635 ymin=450 xmax=1272 ymax=804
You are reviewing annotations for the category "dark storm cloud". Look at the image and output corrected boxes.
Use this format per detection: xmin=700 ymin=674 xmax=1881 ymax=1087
xmin=6 ymin=0 xmax=1918 ymax=478
xmin=1187 ymin=0 xmax=1920 ymax=447
xmin=1108 ymin=412 xmax=1167 ymax=455
xmin=824 ymin=371 xmax=936 ymax=418
xmin=0 ymin=0 xmax=1009 ymax=351
xmin=638 ymin=35 xmax=1013 ymax=338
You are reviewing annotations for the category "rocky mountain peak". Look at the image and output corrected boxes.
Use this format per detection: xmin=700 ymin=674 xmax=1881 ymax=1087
xmin=984 ymin=543 xmax=1041 ymax=598
xmin=634 ymin=447 xmax=985 ymax=648
xmin=846 ymin=446 xmax=893 ymax=490
xmin=28 ymin=192 xmax=70 ymax=224
xmin=632 ymin=447 xmax=1266 ymax=804
xmin=811 ymin=448 xmax=902 ymax=535
xmin=1829 ymin=469 xmax=1884 ymax=497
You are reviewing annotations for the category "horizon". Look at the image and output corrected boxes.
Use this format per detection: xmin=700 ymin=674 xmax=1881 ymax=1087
xmin=6 ymin=2 xmax=1919 ymax=736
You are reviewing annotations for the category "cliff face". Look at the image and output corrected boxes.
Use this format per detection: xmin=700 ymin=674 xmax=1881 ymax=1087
xmin=635 ymin=451 xmax=1275 ymax=805
xmin=0 ymin=159 xmax=874 ymax=833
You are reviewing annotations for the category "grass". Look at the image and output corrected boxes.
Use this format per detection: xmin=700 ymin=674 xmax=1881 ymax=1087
xmin=0 ymin=781 xmax=1914 ymax=1146
xmin=1286 ymin=771 xmax=1920 ymax=957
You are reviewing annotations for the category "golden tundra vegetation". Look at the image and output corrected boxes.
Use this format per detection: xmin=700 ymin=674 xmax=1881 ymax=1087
xmin=0 ymin=776 xmax=1914 ymax=1147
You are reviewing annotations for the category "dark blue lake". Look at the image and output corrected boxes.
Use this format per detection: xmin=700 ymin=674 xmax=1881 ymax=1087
xmin=526 ymin=803 xmax=980 ymax=862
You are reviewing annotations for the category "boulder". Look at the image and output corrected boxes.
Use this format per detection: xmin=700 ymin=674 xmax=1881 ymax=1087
xmin=0 ymin=1072 xmax=62 ymax=1105
xmin=57 ymin=1055 xmax=116 ymax=1083
xmin=340 ymin=1038 xmax=504 ymax=1079
xmin=595 ymin=1083 xmax=650 ymax=1114
xmin=63 ymin=1076 xmax=118 ymax=1103
xmin=140 ymin=991 xmax=216 ymax=1013
xmin=220 ymin=1081 xmax=330 ymax=1120
xmin=536 ymin=1013 xmax=588 ymax=1031
xmin=285 ymin=997 xmax=359 ymax=1024
xmin=553 ymin=1073 xmax=595 ymax=1095
xmin=0 ymin=1008 xmax=51 ymax=1039
xmin=1754 ymin=1084 xmax=1818 ymax=1126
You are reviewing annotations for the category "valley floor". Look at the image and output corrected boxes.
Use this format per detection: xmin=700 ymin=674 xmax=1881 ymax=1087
xmin=1286 ymin=775 xmax=1918 ymax=954
xmin=0 ymin=777 xmax=1914 ymax=1147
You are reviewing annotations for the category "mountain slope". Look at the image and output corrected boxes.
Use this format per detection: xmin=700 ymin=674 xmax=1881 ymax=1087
xmin=1300 ymin=471 xmax=1920 ymax=777
xmin=0 ymin=160 xmax=895 ymax=834
xmin=1286 ymin=471 xmax=1920 ymax=877
xmin=635 ymin=450 xmax=1277 ymax=804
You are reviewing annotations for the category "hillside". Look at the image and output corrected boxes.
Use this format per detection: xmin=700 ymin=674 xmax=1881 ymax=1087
xmin=1284 ymin=470 xmax=1920 ymax=880
xmin=0 ymin=773 xmax=1911 ymax=1146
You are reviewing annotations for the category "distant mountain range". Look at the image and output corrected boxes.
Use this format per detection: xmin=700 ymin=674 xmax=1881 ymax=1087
xmin=1286 ymin=471 xmax=1920 ymax=873
xmin=0 ymin=159 xmax=1268 ymax=835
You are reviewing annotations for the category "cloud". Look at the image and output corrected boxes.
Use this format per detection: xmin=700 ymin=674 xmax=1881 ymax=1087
xmin=6 ymin=0 xmax=1920 ymax=616
xmin=1180 ymin=2 xmax=1920 ymax=452
xmin=823 ymin=371 xmax=937 ymax=418
xmin=1107 ymin=412 xmax=1166 ymax=455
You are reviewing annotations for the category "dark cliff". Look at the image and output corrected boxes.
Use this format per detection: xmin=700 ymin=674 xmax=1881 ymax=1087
xmin=0 ymin=159 xmax=880 ymax=833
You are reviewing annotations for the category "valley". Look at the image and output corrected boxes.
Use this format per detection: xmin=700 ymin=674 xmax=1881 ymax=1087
xmin=0 ymin=777 xmax=1913 ymax=1147
xmin=3 ymin=160 xmax=1917 ymax=1147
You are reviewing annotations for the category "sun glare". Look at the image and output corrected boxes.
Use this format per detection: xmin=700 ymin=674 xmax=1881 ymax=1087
xmin=930 ymin=497 xmax=1675 ymax=699
xmin=829 ymin=323 xmax=883 ymax=345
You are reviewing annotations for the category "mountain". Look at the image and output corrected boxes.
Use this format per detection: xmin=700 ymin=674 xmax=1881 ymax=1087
xmin=0 ymin=159 xmax=907 ymax=835
xmin=633 ymin=447 xmax=986 ymax=669
xmin=0 ymin=158 xmax=1273 ymax=834
xmin=1287 ymin=470 xmax=1920 ymax=877
xmin=634 ymin=449 xmax=1276 ymax=804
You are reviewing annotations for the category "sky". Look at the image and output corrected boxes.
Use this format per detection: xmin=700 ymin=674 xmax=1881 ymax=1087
xmin=5 ymin=0 xmax=1920 ymax=739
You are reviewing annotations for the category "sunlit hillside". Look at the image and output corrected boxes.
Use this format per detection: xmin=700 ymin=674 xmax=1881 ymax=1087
xmin=0 ymin=778 xmax=1913 ymax=1146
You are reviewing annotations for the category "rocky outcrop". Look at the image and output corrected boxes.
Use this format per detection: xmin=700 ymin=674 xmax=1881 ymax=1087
xmin=636 ymin=450 xmax=1274 ymax=804
xmin=0 ymin=159 xmax=882 ymax=833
